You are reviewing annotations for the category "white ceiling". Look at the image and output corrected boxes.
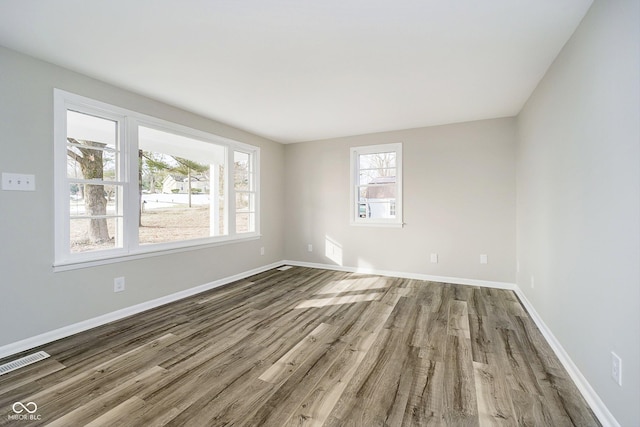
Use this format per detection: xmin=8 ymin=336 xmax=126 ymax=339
xmin=0 ymin=0 xmax=593 ymax=143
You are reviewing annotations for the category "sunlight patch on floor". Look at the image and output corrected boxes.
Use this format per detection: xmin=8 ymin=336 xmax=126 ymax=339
xmin=295 ymin=292 xmax=383 ymax=309
xmin=317 ymin=277 xmax=389 ymax=295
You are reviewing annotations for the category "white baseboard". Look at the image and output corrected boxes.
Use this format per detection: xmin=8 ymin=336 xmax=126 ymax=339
xmin=514 ymin=285 xmax=620 ymax=427
xmin=282 ymin=259 xmax=516 ymax=290
xmin=0 ymin=261 xmax=283 ymax=360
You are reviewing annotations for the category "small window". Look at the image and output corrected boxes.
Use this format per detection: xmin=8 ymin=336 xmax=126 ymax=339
xmin=350 ymin=143 xmax=403 ymax=227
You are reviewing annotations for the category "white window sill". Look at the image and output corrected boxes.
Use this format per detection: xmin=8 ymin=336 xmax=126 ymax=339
xmin=53 ymin=234 xmax=261 ymax=272
xmin=350 ymin=221 xmax=404 ymax=228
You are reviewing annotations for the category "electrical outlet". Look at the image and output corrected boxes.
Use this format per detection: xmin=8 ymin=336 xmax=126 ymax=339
xmin=308 ymin=244 xmax=313 ymax=252
xmin=114 ymin=277 xmax=125 ymax=293
xmin=2 ymin=172 xmax=36 ymax=191
xmin=260 ymin=247 xmax=265 ymax=256
xmin=480 ymin=254 xmax=488 ymax=264
xmin=430 ymin=253 xmax=438 ymax=263
xmin=611 ymin=352 xmax=622 ymax=386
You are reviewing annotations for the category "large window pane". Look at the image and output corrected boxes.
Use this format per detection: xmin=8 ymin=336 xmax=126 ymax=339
xmin=138 ymin=126 xmax=226 ymax=245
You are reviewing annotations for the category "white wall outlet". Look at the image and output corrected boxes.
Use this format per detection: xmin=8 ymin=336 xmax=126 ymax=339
xmin=2 ymin=172 xmax=36 ymax=191
xmin=430 ymin=253 xmax=438 ymax=263
xmin=114 ymin=277 xmax=125 ymax=293
xmin=480 ymin=254 xmax=488 ymax=264
xmin=308 ymin=244 xmax=313 ymax=252
xmin=531 ymin=276 xmax=535 ymax=289
xmin=611 ymin=352 xmax=622 ymax=386
xmin=260 ymin=247 xmax=265 ymax=256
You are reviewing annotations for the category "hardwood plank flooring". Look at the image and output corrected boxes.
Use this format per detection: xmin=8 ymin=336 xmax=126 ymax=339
xmin=0 ymin=266 xmax=600 ymax=426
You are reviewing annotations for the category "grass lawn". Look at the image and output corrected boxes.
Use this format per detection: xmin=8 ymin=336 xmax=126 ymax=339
xmin=70 ymin=205 xmax=217 ymax=253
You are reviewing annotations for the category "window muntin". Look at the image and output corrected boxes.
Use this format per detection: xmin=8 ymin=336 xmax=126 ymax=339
xmin=350 ymin=143 xmax=402 ymax=226
xmin=54 ymin=90 xmax=260 ymax=267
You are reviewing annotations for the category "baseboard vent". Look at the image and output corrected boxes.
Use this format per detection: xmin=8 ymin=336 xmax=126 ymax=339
xmin=277 ymin=265 xmax=293 ymax=271
xmin=0 ymin=351 xmax=50 ymax=376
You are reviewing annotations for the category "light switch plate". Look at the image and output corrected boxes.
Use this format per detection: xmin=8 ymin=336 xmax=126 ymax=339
xmin=2 ymin=173 xmax=36 ymax=191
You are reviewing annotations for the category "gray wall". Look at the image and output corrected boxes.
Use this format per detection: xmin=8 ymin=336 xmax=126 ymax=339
xmin=516 ymin=0 xmax=640 ymax=425
xmin=2 ymin=2 xmax=638 ymax=422
xmin=284 ymin=118 xmax=517 ymax=284
xmin=0 ymin=46 xmax=285 ymax=347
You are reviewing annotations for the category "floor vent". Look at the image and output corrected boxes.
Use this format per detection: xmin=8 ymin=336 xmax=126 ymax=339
xmin=0 ymin=351 xmax=50 ymax=376
xmin=277 ymin=265 xmax=293 ymax=271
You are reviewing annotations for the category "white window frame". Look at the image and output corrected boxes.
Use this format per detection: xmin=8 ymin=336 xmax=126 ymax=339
xmin=350 ymin=143 xmax=403 ymax=227
xmin=54 ymin=89 xmax=260 ymax=271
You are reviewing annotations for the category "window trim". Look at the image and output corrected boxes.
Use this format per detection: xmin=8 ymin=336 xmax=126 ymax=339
xmin=53 ymin=89 xmax=260 ymax=270
xmin=349 ymin=143 xmax=403 ymax=227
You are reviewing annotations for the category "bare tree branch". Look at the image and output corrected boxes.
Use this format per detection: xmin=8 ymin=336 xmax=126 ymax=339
xmin=66 ymin=148 xmax=83 ymax=164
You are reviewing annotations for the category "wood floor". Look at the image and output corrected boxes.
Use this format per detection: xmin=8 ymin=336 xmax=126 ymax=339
xmin=0 ymin=266 xmax=600 ymax=426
